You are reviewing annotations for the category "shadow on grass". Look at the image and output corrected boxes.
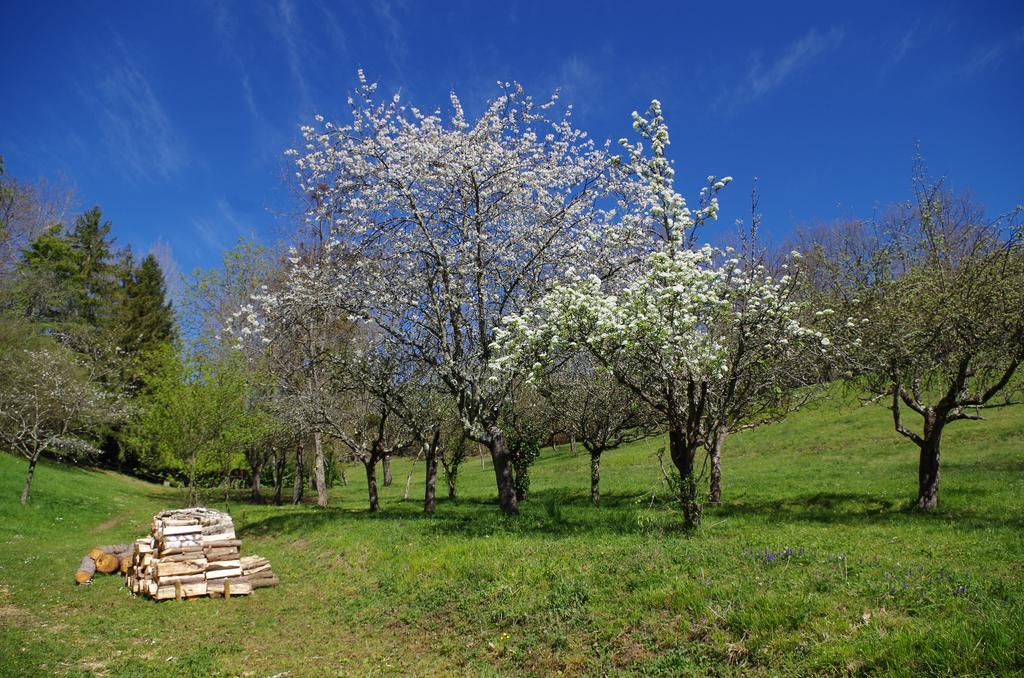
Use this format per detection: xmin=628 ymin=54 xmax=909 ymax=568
xmin=236 ymin=484 xmax=1024 ymax=541
xmin=236 ymin=487 xmax=681 ymax=540
xmin=711 ymin=488 xmax=1024 ymax=530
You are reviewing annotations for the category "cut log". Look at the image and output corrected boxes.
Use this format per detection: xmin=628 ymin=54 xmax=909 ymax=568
xmin=95 ymin=552 xmax=120 ymax=574
xmin=161 ymin=524 xmax=203 ymax=536
xmin=204 ymin=547 xmax=241 ymax=561
xmin=154 ymin=581 xmax=208 ymax=600
xmin=207 ymin=580 xmax=252 ymax=597
xmin=155 ymin=559 xmax=207 ymax=577
xmin=202 ymin=539 xmax=241 ymax=548
xmin=75 ymin=555 xmax=96 ymax=585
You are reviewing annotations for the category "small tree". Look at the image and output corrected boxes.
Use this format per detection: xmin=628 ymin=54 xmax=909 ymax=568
xmin=805 ymin=173 xmax=1024 ymax=510
xmin=133 ymin=347 xmax=245 ymax=505
xmin=541 ymin=356 xmax=657 ymax=505
xmin=0 ymin=344 xmax=123 ymax=504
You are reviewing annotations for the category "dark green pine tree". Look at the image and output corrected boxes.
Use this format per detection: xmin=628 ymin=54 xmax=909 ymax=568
xmin=121 ymin=253 xmax=175 ymax=358
xmin=68 ymin=207 xmax=116 ymax=325
xmin=16 ymin=224 xmax=80 ymax=324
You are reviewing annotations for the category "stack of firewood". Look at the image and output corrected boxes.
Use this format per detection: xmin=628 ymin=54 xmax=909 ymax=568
xmin=112 ymin=507 xmax=278 ymax=600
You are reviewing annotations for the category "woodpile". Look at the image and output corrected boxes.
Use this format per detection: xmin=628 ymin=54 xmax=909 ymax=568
xmin=76 ymin=508 xmax=279 ymax=601
xmin=125 ymin=508 xmax=279 ymax=600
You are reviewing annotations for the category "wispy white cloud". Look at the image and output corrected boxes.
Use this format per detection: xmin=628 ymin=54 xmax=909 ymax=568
xmin=211 ymin=1 xmax=262 ymax=123
xmin=960 ymin=26 xmax=1024 ymax=77
xmin=551 ymin=55 xmax=602 ymax=114
xmin=716 ymin=27 xmax=845 ymax=114
xmin=319 ymin=1 xmax=349 ymax=59
xmin=90 ymin=40 xmax=185 ymax=182
xmin=191 ymin=197 xmax=257 ymax=255
xmin=147 ymin=237 xmax=184 ymax=301
xmin=880 ymin=24 xmax=917 ymax=79
xmin=371 ymin=0 xmax=409 ymax=73
xmin=271 ymin=0 xmax=313 ymax=112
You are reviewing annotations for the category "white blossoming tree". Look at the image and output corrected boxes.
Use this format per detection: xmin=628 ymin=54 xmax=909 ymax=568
xmin=0 ymin=344 xmax=124 ymax=504
xmin=274 ymin=72 xmax=637 ymax=514
xmin=494 ymin=102 xmax=830 ymax=528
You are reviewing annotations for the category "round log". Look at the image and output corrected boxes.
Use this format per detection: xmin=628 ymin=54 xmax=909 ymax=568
xmin=75 ymin=555 xmax=96 ymax=585
xmin=95 ymin=552 xmax=119 ymax=574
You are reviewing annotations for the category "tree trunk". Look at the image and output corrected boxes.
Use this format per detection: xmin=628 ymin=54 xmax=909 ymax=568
xmin=272 ymin=448 xmax=285 ymax=506
xmin=250 ymin=461 xmax=264 ymax=504
xmin=424 ymin=450 xmax=438 ymax=514
xmin=292 ymin=441 xmax=304 ymax=505
xmin=445 ymin=462 xmax=459 ymax=500
xmin=708 ymin=428 xmax=728 ymax=504
xmin=313 ymin=431 xmax=328 ymax=508
xmin=668 ymin=426 xmax=702 ymax=529
xmin=590 ymin=451 xmax=602 ymax=506
xmin=403 ymin=459 xmax=417 ymax=501
xmin=485 ymin=428 xmax=518 ymax=515
xmin=21 ymin=456 xmax=37 ymax=505
xmin=917 ymin=421 xmax=944 ymax=511
xmin=382 ymin=455 xmax=393 ymax=487
xmin=570 ymin=433 xmax=578 ymax=456
xmin=364 ymin=460 xmax=380 ymax=512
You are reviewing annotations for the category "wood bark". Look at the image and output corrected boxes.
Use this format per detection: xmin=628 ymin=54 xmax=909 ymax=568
xmin=708 ymin=428 xmax=727 ymax=504
xmin=364 ymin=460 xmax=379 ymax=512
xmin=424 ymin=448 xmax=438 ymax=514
xmin=668 ymin=425 xmax=702 ymax=529
xmin=486 ymin=427 xmax=518 ymax=515
xmin=75 ymin=555 xmax=96 ymax=584
xmin=292 ymin=440 xmax=304 ymax=505
xmin=21 ymin=455 xmax=37 ymax=505
xmin=917 ymin=417 xmax=945 ymax=510
xmin=590 ymin=451 xmax=602 ymax=506
xmin=313 ymin=431 xmax=328 ymax=507
xmin=272 ymin=446 xmax=286 ymax=505
xmin=382 ymin=455 xmax=393 ymax=487
xmin=250 ymin=460 xmax=264 ymax=504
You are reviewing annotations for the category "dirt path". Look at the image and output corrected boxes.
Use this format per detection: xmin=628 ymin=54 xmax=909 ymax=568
xmin=90 ymin=513 xmax=127 ymax=534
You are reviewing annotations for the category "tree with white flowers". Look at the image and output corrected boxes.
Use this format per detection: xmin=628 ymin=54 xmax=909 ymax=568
xmin=0 ymin=343 xmax=124 ymax=504
xmin=268 ymin=72 xmax=640 ymax=514
xmin=494 ymin=101 xmax=831 ymax=528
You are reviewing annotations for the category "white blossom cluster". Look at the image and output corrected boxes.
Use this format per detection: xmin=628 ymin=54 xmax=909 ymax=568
xmin=242 ymin=74 xmax=647 ymax=439
xmin=492 ymin=100 xmax=832 ymax=430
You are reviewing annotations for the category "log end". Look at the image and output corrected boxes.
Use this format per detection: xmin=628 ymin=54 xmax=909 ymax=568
xmin=95 ymin=553 xmax=120 ymax=574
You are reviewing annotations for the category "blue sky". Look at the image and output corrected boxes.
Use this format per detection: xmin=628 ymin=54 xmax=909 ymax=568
xmin=2 ymin=1 xmax=1022 ymax=284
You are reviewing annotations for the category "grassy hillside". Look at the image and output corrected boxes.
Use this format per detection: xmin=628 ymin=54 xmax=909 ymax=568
xmin=1 ymin=393 xmax=1022 ymax=676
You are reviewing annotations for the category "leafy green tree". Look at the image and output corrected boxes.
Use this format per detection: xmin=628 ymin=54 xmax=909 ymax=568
xmin=16 ymin=224 xmax=81 ymax=324
xmin=806 ymin=175 xmax=1024 ymax=510
xmin=132 ymin=346 xmax=246 ymax=505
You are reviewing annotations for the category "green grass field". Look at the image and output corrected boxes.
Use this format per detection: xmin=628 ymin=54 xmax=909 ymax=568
xmin=1 ymin=393 xmax=1022 ymax=676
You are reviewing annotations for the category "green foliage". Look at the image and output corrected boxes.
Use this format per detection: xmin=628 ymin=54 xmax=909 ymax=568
xmin=130 ymin=346 xmax=249 ymax=502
